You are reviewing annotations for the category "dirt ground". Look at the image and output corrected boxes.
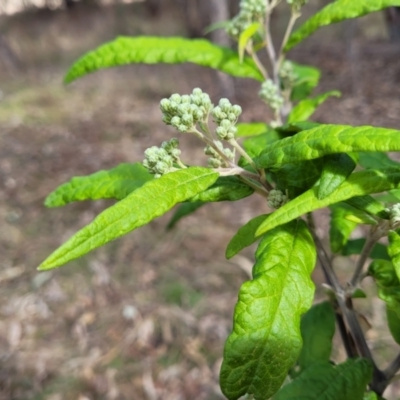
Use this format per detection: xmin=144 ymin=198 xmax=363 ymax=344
xmin=1 ymin=2 xmax=400 ymax=399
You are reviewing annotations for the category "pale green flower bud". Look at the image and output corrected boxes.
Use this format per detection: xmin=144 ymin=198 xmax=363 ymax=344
xmin=267 ymin=189 xmax=288 ymax=209
xmin=170 ymin=93 xmax=181 ymax=103
xmin=208 ymin=157 xmax=222 ymax=168
xmin=259 ymin=79 xmax=284 ymax=111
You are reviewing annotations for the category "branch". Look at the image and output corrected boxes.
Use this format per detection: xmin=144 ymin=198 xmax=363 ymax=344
xmin=384 ymin=352 xmax=400 ymax=381
xmin=277 ymin=10 xmax=300 ymax=70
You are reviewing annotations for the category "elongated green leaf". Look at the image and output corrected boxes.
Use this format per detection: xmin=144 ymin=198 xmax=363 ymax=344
xmin=220 ymin=220 xmax=316 ymax=400
xmin=238 ymin=22 xmax=260 ymax=63
xmin=346 ymin=195 xmax=389 ymax=219
xmin=166 ymin=201 xmax=204 ymax=230
xmin=358 ymin=152 xmax=400 ymax=170
xmin=318 ymin=153 xmax=356 ymax=200
xmin=190 ymin=176 xmax=254 ymax=202
xmin=273 ymin=359 xmax=372 ymax=400
xmin=257 ymin=125 xmax=400 ymax=169
xmin=291 ymin=62 xmax=321 ymax=101
xmin=45 ymin=163 xmax=153 ymax=207
xmin=298 ymin=302 xmax=336 ymax=372
xmin=375 ymin=189 xmax=400 ymax=203
xmin=288 ymin=91 xmax=341 ymax=123
xmin=387 ymin=308 xmax=400 ymax=345
xmin=329 ymin=203 xmax=358 ymax=254
xmin=256 ymin=168 xmax=400 ymax=237
xmin=38 ymin=168 xmax=218 ymax=270
xmin=342 ymin=239 xmax=389 ymax=260
xmin=388 ymin=230 xmax=400 ymax=280
xmin=236 ymin=122 xmax=269 ymax=138
xmin=226 ymin=214 xmax=269 ymax=259
xmin=285 ymin=0 xmax=400 ymax=51
xmin=277 ymin=121 xmax=321 ymax=137
xmin=65 ymin=36 xmax=263 ymax=83
xmin=242 ymin=130 xmax=281 ymax=159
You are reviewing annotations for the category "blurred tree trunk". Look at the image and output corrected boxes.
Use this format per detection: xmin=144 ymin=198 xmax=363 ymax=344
xmin=385 ymin=7 xmax=400 ymax=41
xmin=0 ymin=32 xmax=22 ymax=72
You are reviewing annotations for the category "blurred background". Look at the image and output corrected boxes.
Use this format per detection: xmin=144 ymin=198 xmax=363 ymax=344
xmin=0 ymin=1 xmax=400 ymax=399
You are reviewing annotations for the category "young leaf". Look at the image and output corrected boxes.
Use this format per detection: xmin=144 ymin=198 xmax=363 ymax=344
xmin=64 ymin=36 xmax=263 ymax=84
xmin=257 ymin=125 xmax=400 ymax=169
xmin=298 ymin=302 xmax=336 ymax=372
xmin=388 ymin=230 xmax=400 ymax=280
xmin=358 ymin=152 xmax=400 ymax=170
xmin=166 ymin=201 xmax=204 ymax=230
xmin=346 ymin=195 xmax=389 ymax=219
xmin=238 ymin=22 xmax=260 ymax=63
xmin=236 ymin=122 xmax=269 ymax=138
xmin=273 ymin=359 xmax=372 ymax=400
xmin=38 ymin=168 xmax=219 ymax=270
xmin=256 ymin=167 xmax=400 ymax=237
xmin=220 ymin=220 xmax=316 ymax=400
xmin=242 ymin=129 xmax=281 ymax=159
xmin=317 ymin=153 xmax=356 ymax=200
xmin=225 ymin=214 xmax=269 ymax=259
xmin=342 ymin=239 xmax=389 ymax=260
xmin=45 ymin=163 xmax=153 ymax=207
xmin=190 ymin=176 xmax=254 ymax=202
xmin=288 ymin=90 xmax=341 ymax=123
xmin=291 ymin=62 xmax=321 ymax=101
xmin=329 ymin=203 xmax=358 ymax=253
xmin=285 ymin=0 xmax=400 ymax=51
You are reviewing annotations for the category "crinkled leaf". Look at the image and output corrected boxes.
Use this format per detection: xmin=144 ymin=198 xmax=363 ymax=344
xmin=45 ymin=163 xmax=153 ymax=207
xmin=342 ymin=239 xmax=389 ymax=260
xmin=273 ymin=359 xmax=372 ymax=400
xmin=238 ymin=22 xmax=260 ymax=63
xmin=358 ymin=152 xmax=400 ymax=169
xmin=65 ymin=36 xmax=263 ymax=83
xmin=236 ymin=122 xmax=269 ymax=138
xmin=256 ymin=168 xmax=400 ymax=237
xmin=190 ymin=176 xmax=254 ymax=202
xmin=285 ymin=0 xmax=400 ymax=51
xmin=318 ymin=153 xmax=356 ymax=200
xmin=298 ymin=302 xmax=336 ymax=372
xmin=38 ymin=168 xmax=219 ymax=270
xmin=329 ymin=203 xmax=359 ymax=253
xmin=288 ymin=91 xmax=341 ymax=123
xmin=257 ymin=125 xmax=400 ymax=169
xmin=166 ymin=201 xmax=204 ymax=230
xmin=388 ymin=230 xmax=400 ymax=280
xmin=226 ymin=214 xmax=269 ymax=259
xmin=277 ymin=121 xmax=321 ymax=137
xmin=291 ymin=62 xmax=321 ymax=101
xmin=220 ymin=220 xmax=316 ymax=400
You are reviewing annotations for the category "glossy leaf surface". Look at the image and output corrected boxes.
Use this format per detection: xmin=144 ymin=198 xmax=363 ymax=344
xmin=257 ymin=125 xmax=400 ymax=169
xmin=45 ymin=163 xmax=153 ymax=207
xmin=65 ymin=36 xmax=263 ymax=83
xmin=286 ymin=0 xmax=400 ymax=50
xmin=221 ymin=220 xmax=316 ymax=400
xmin=38 ymin=168 xmax=219 ymax=270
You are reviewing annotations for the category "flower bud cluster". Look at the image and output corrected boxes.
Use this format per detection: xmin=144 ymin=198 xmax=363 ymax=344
xmin=286 ymin=0 xmax=308 ymax=11
xmin=143 ymin=138 xmax=181 ymax=178
xmin=259 ymin=79 xmax=284 ymax=112
xmin=226 ymin=0 xmax=266 ymax=38
xmin=267 ymin=189 xmax=288 ymax=209
xmin=211 ymin=99 xmax=242 ymax=141
xmin=160 ymin=88 xmax=212 ymax=133
xmin=204 ymin=141 xmax=235 ymax=168
xmin=279 ymin=60 xmax=297 ymax=90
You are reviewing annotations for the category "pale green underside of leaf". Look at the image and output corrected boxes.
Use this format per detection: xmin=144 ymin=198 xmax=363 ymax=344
xmin=286 ymin=0 xmax=400 ymax=51
xmin=288 ymin=91 xmax=341 ymax=123
xmin=45 ymin=163 xmax=153 ymax=207
xmin=256 ymin=167 xmax=400 ymax=238
xmin=273 ymin=359 xmax=372 ymax=400
xmin=257 ymin=124 xmax=400 ymax=169
xmin=64 ymin=36 xmax=263 ymax=83
xmin=329 ymin=203 xmax=358 ymax=253
xmin=220 ymin=220 xmax=316 ymax=400
xmin=236 ymin=122 xmax=269 ymax=137
xmin=38 ymin=168 xmax=218 ymax=270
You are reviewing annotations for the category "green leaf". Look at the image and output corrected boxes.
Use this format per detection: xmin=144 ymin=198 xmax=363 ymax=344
xmin=64 ymin=36 xmax=263 ymax=84
xmin=375 ymin=189 xmax=400 ymax=203
xmin=257 ymin=125 xmax=400 ymax=169
xmin=255 ymin=168 xmax=400 ymax=237
xmin=277 ymin=121 xmax=321 ymax=137
xmin=238 ymin=22 xmax=261 ymax=63
xmin=329 ymin=203 xmax=358 ymax=253
xmin=285 ymin=0 xmax=400 ymax=51
xmin=386 ymin=308 xmax=400 ymax=345
xmin=225 ymin=214 xmax=269 ymax=259
xmin=166 ymin=201 xmax=204 ymax=230
xmin=388 ymin=230 xmax=400 ymax=280
xmin=190 ymin=176 xmax=254 ymax=202
xmin=38 ymin=168 xmax=219 ymax=270
xmin=298 ymin=302 xmax=336 ymax=371
xmin=342 ymin=239 xmax=389 ymax=260
xmin=317 ymin=153 xmax=356 ymax=200
xmin=346 ymin=195 xmax=389 ymax=219
xmin=364 ymin=391 xmax=386 ymax=400
xmin=220 ymin=220 xmax=316 ymax=400
xmin=236 ymin=122 xmax=269 ymax=138
xmin=44 ymin=163 xmax=153 ymax=207
xmin=288 ymin=91 xmax=341 ymax=123
xmin=291 ymin=62 xmax=321 ymax=101
xmin=242 ymin=130 xmax=282 ymax=159
xmin=273 ymin=359 xmax=372 ymax=400
xmin=358 ymin=152 xmax=400 ymax=169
